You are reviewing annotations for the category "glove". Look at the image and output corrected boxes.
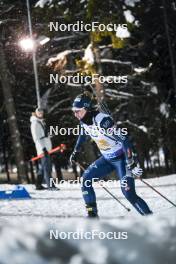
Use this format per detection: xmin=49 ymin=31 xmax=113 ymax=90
xmin=131 ymin=166 xmax=143 ymax=178
xmin=127 ymin=159 xmax=143 ymax=178
xmin=69 ymin=150 xmax=79 ymax=165
xmin=43 ymin=147 xmax=49 ymax=157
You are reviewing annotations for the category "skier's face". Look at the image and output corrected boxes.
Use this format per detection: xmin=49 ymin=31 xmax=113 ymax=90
xmin=73 ymin=108 xmax=87 ymax=120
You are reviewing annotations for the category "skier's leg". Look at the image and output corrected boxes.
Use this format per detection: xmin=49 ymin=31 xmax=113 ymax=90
xmin=122 ymin=177 xmax=152 ymax=215
xmin=81 ymin=156 xmax=114 ymax=217
xmin=112 ymin=156 xmax=152 ymax=215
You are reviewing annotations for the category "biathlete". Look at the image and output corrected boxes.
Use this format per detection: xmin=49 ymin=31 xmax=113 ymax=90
xmin=70 ymin=92 xmax=152 ymax=217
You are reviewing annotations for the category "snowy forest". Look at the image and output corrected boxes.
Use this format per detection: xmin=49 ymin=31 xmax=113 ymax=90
xmin=0 ymin=0 xmax=176 ymax=183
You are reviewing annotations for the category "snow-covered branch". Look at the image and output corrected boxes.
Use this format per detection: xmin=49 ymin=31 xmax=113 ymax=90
xmin=105 ymin=89 xmax=134 ymax=98
xmin=48 ymin=98 xmax=71 ymax=113
xmin=117 ymin=119 xmax=148 ymax=133
xmin=101 ymin=59 xmax=132 ymax=65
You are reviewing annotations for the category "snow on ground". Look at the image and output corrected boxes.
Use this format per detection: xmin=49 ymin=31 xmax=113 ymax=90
xmin=0 ymin=175 xmax=176 ymax=264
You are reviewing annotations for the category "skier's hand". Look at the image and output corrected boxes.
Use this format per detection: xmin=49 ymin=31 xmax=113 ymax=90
xmin=69 ymin=150 xmax=79 ymax=165
xmin=43 ymin=147 xmax=49 ymax=157
xmin=127 ymin=159 xmax=143 ymax=178
xmin=131 ymin=165 xmax=143 ymax=178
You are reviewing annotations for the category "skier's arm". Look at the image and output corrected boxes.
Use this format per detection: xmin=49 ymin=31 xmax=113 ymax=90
xmin=100 ymin=116 xmax=143 ymax=177
xmin=112 ymin=132 xmax=133 ymax=162
xmin=99 ymin=116 xmax=133 ymax=162
xmin=70 ymin=126 xmax=89 ymax=165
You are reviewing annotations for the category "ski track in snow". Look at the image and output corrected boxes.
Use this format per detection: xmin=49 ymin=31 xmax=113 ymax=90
xmin=0 ymin=175 xmax=176 ymax=264
xmin=0 ymin=174 xmax=175 ymax=223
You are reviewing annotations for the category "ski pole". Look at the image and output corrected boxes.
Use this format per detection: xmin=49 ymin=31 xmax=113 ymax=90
xmin=140 ymin=178 xmax=176 ymax=207
xmin=98 ymin=183 xmax=131 ymax=211
xmin=75 ymin=161 xmax=131 ymax=212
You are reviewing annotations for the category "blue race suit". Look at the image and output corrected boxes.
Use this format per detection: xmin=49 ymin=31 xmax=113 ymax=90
xmin=74 ymin=111 xmax=152 ymax=215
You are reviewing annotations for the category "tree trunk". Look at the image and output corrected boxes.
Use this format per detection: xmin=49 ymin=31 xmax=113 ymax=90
xmin=0 ymin=41 xmax=27 ymax=183
xmin=93 ymin=45 xmax=105 ymax=103
xmin=2 ymin=138 xmax=10 ymax=182
xmin=162 ymin=0 xmax=176 ymax=96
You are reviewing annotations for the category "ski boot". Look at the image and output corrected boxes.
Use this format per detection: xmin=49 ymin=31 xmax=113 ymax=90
xmin=86 ymin=203 xmax=99 ymax=218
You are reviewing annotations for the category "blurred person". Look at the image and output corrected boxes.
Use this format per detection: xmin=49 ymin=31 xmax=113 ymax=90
xmin=30 ymin=108 xmax=58 ymax=190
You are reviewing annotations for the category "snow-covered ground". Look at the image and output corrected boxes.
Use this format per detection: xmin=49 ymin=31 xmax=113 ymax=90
xmin=0 ymin=175 xmax=176 ymax=264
